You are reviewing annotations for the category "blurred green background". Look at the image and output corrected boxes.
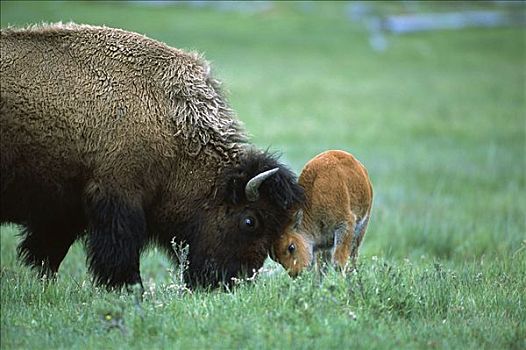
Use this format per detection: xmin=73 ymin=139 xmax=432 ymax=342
xmin=1 ymin=2 xmax=525 ymax=349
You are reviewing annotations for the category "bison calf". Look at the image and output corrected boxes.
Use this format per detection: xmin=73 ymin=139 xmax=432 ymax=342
xmin=0 ymin=23 xmax=304 ymax=290
xmin=271 ymin=150 xmax=373 ymax=277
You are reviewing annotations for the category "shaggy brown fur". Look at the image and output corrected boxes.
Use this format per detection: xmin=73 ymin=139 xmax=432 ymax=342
xmin=0 ymin=23 xmax=304 ymax=289
xmin=271 ymin=150 xmax=373 ymax=277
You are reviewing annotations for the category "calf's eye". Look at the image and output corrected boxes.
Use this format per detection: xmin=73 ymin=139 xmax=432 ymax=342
xmin=288 ymin=243 xmax=296 ymax=254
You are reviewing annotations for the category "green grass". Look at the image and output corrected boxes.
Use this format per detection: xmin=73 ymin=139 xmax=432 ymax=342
xmin=1 ymin=1 xmax=525 ymax=349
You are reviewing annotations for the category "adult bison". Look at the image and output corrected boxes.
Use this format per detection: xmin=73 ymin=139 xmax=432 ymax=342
xmin=0 ymin=23 xmax=304 ymax=289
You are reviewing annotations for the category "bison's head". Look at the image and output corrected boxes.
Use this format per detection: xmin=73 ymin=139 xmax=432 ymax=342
xmin=184 ymin=150 xmax=304 ymax=288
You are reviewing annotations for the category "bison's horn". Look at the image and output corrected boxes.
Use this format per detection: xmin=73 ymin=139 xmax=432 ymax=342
xmin=245 ymin=168 xmax=279 ymax=202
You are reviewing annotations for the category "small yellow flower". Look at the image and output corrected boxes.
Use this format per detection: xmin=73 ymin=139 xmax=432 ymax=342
xmin=105 ymin=314 xmax=112 ymax=321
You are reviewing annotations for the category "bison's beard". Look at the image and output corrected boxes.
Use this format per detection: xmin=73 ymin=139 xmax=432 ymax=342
xmin=184 ymin=258 xmax=235 ymax=289
xmin=184 ymin=257 xmax=263 ymax=290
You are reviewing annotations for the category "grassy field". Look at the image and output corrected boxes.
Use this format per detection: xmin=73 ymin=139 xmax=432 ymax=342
xmin=1 ymin=1 xmax=525 ymax=349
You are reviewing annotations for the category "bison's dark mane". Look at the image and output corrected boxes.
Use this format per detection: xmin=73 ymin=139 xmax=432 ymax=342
xmin=220 ymin=150 xmax=305 ymax=211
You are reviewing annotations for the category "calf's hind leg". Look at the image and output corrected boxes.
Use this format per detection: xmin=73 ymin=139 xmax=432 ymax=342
xmin=332 ymin=214 xmax=357 ymax=272
xmin=333 ymin=212 xmax=370 ymax=272
xmin=349 ymin=214 xmax=369 ymax=263
xmin=84 ymin=184 xmax=147 ymax=290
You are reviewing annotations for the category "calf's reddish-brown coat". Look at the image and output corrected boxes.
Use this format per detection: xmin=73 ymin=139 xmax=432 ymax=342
xmin=271 ymin=150 xmax=373 ymax=277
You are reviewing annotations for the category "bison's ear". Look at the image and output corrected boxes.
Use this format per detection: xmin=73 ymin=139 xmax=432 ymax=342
xmin=293 ymin=209 xmax=303 ymax=229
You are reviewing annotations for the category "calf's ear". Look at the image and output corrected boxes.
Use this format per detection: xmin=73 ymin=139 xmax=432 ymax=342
xmin=293 ymin=209 xmax=303 ymax=229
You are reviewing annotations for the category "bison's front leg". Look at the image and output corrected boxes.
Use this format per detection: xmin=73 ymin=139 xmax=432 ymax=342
xmin=17 ymin=220 xmax=79 ymax=278
xmin=84 ymin=185 xmax=147 ymax=290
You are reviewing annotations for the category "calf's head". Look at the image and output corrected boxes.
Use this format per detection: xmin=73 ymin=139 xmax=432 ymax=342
xmin=270 ymin=210 xmax=313 ymax=277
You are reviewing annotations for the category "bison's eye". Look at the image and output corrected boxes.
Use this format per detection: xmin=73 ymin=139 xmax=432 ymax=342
xmin=241 ymin=215 xmax=258 ymax=231
xmin=288 ymin=243 xmax=296 ymax=254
